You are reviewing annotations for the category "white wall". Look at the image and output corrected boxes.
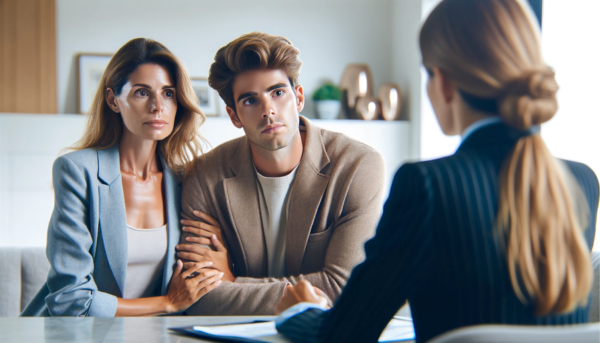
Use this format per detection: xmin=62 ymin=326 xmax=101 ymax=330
xmin=0 ymin=114 xmax=410 ymax=247
xmin=0 ymin=115 xmax=87 ymax=247
xmin=56 ymin=0 xmax=395 ymax=118
xmin=541 ymin=0 xmax=600 ymax=251
xmin=391 ymin=0 xmax=425 ymax=161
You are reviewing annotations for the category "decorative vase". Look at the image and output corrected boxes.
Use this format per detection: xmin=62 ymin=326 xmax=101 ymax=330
xmin=354 ymin=96 xmax=380 ymax=120
xmin=314 ymin=100 xmax=341 ymax=120
xmin=378 ymin=83 xmax=402 ymax=121
xmin=340 ymin=64 xmax=374 ymax=117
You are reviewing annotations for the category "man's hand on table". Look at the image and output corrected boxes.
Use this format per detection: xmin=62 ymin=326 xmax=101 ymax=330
xmin=275 ymin=280 xmax=330 ymax=315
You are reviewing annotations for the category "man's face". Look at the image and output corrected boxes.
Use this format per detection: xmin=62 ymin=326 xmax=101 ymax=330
xmin=226 ymin=69 xmax=304 ymax=152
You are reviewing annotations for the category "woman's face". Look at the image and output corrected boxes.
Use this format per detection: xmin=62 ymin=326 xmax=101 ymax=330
xmin=109 ymin=63 xmax=178 ymax=141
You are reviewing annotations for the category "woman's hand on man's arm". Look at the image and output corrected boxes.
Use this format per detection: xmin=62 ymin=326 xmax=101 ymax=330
xmin=115 ymin=260 xmax=223 ymax=316
xmin=177 ymin=236 xmax=235 ymax=283
xmin=178 ymin=209 xmax=235 ymax=283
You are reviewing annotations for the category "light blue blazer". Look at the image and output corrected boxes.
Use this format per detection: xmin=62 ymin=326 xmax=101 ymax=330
xmin=21 ymin=144 xmax=181 ymax=317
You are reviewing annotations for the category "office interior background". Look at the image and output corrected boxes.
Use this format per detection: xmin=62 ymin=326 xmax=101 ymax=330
xmin=0 ymin=0 xmax=599 ymax=252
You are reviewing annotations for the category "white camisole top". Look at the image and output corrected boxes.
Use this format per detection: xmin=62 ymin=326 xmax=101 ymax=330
xmin=123 ymin=224 xmax=168 ymax=299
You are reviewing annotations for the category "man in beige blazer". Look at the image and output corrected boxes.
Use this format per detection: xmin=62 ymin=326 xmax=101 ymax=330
xmin=176 ymin=32 xmax=385 ymax=315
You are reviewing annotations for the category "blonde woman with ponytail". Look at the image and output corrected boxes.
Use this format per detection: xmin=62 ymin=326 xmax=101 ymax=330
xmin=274 ymin=0 xmax=599 ymax=342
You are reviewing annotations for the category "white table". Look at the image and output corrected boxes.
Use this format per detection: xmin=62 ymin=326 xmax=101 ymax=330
xmin=1 ymin=316 xmax=280 ymax=343
xmin=0 ymin=316 xmax=415 ymax=343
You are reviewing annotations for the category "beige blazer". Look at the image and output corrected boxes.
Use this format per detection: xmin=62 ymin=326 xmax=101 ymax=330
xmin=181 ymin=116 xmax=385 ymax=315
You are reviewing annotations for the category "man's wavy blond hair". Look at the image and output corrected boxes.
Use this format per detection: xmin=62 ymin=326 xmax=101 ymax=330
xmin=208 ymin=32 xmax=302 ymax=112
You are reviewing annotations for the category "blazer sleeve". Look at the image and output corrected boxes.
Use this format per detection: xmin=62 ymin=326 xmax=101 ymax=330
xmin=44 ymin=156 xmax=117 ymax=317
xmin=277 ymin=163 xmax=437 ymax=342
xmin=185 ymin=151 xmax=385 ymax=315
xmin=179 ymin=162 xmax=218 ymax=250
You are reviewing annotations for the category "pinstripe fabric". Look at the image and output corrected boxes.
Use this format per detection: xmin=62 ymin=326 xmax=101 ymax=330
xmin=276 ymin=123 xmax=599 ymax=343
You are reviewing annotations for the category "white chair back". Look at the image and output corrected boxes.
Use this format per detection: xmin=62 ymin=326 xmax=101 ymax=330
xmin=0 ymin=247 xmax=49 ymax=317
xmin=427 ymin=323 xmax=600 ymax=343
xmin=590 ymin=251 xmax=600 ymax=322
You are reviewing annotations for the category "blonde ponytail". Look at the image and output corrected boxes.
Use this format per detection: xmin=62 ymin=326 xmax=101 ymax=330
xmin=498 ymin=133 xmax=591 ymax=315
xmin=499 ymin=68 xmax=559 ymax=130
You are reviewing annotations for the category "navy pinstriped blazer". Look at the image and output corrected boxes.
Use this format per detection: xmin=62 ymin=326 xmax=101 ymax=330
xmin=277 ymin=122 xmax=599 ymax=343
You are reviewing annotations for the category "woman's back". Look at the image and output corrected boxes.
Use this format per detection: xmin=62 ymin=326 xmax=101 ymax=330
xmin=407 ymin=122 xmax=598 ymax=340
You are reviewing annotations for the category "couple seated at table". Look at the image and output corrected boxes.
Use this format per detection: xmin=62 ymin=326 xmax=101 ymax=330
xmin=20 ymin=32 xmax=384 ymax=317
xmin=21 ymin=0 xmax=600 ymax=341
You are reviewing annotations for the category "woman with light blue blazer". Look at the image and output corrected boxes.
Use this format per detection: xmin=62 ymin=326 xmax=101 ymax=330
xmin=21 ymin=38 xmax=224 ymax=317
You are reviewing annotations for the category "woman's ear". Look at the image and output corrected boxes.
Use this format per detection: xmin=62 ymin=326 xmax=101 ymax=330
xmin=106 ymin=88 xmax=120 ymax=113
xmin=428 ymin=67 xmax=460 ymax=136
xmin=432 ymin=68 xmax=456 ymax=105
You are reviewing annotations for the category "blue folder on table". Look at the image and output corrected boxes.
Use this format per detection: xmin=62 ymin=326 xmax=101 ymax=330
xmin=169 ymin=320 xmax=283 ymax=343
xmin=169 ymin=317 xmax=414 ymax=342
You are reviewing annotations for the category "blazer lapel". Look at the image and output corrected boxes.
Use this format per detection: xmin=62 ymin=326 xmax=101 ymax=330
xmin=158 ymin=151 xmax=181 ymax=294
xmin=285 ymin=117 xmax=330 ymax=275
xmin=223 ymin=137 xmax=266 ymax=276
xmin=97 ymin=144 xmax=127 ymax=297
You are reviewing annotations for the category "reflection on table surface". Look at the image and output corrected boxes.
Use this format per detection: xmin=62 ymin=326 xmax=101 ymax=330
xmin=1 ymin=316 xmax=416 ymax=343
xmin=1 ymin=316 xmax=279 ymax=343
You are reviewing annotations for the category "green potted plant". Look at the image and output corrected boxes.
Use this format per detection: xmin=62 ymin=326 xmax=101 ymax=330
xmin=312 ymin=83 xmax=342 ymax=120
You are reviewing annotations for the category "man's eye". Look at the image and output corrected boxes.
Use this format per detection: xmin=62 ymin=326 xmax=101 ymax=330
xmin=244 ymin=98 xmax=257 ymax=105
xmin=135 ymin=89 xmax=148 ymax=96
xmin=274 ymin=90 xmax=284 ymax=97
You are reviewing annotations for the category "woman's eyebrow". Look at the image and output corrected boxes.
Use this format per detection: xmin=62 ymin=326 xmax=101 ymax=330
xmin=130 ymin=83 xmax=175 ymax=89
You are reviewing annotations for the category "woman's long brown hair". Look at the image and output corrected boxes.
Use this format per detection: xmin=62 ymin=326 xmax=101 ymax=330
xmin=71 ymin=38 xmax=206 ymax=176
xmin=420 ymin=0 xmax=591 ymax=315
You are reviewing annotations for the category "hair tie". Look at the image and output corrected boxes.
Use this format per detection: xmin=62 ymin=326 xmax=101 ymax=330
xmin=510 ymin=124 xmax=540 ymax=141
xmin=527 ymin=125 xmax=540 ymax=135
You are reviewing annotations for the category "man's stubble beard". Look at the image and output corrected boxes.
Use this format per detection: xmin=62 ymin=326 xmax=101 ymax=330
xmin=244 ymin=111 xmax=300 ymax=153
xmin=247 ymin=125 xmax=298 ymax=154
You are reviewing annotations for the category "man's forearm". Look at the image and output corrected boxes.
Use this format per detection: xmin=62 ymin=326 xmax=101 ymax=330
xmin=186 ymin=270 xmax=342 ymax=315
xmin=235 ymin=272 xmax=339 ymax=303
xmin=185 ymin=280 xmax=289 ymax=315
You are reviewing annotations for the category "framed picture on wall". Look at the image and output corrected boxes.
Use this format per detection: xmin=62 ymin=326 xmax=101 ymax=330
xmin=77 ymin=53 xmax=112 ymax=114
xmin=191 ymin=77 xmax=218 ymax=116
